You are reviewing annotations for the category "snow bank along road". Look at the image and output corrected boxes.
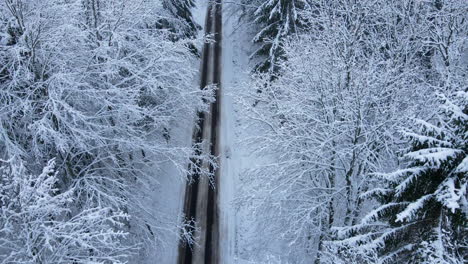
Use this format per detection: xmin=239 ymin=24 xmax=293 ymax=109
xmin=178 ymin=1 xmax=222 ymax=263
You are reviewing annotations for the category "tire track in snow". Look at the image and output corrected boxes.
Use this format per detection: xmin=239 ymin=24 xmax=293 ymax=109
xmin=178 ymin=1 xmax=222 ymax=263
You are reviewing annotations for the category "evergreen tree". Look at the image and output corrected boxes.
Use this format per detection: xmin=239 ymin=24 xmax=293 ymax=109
xmin=252 ymin=0 xmax=309 ymax=73
xmin=336 ymin=91 xmax=467 ymax=263
xmin=162 ymin=0 xmax=198 ymax=39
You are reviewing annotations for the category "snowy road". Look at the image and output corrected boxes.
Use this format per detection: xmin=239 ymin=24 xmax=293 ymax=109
xmin=178 ymin=1 xmax=223 ymax=263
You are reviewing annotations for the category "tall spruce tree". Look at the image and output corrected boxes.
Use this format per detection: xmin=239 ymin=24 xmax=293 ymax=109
xmin=335 ymin=91 xmax=467 ymax=263
xmin=162 ymin=0 xmax=198 ymax=39
xmin=252 ymin=0 xmax=309 ymax=73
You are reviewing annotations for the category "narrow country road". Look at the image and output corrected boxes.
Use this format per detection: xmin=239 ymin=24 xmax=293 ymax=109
xmin=178 ymin=1 xmax=222 ymax=263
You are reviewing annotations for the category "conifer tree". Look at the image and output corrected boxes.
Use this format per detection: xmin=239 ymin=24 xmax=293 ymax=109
xmin=252 ymin=0 xmax=309 ymax=73
xmin=336 ymin=91 xmax=467 ymax=263
xmin=162 ymin=0 xmax=198 ymax=39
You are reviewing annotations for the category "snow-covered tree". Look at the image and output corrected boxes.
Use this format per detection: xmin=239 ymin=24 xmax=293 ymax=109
xmin=0 ymin=158 xmax=131 ymax=263
xmin=251 ymin=0 xmax=310 ymax=73
xmin=237 ymin=0 xmax=466 ymax=263
xmin=330 ymin=1 xmax=468 ymax=262
xmin=336 ymin=91 xmax=467 ymax=264
xmin=0 ymin=0 xmax=210 ymax=258
xmin=161 ymin=0 xmax=198 ymax=39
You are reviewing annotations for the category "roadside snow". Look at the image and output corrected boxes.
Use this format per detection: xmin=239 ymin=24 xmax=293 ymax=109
xmin=219 ymin=2 xmax=267 ymax=263
xmin=136 ymin=2 xmax=209 ymax=264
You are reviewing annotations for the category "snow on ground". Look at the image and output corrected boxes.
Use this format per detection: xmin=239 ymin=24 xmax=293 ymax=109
xmin=193 ymin=0 xmax=209 ymax=33
xmin=136 ymin=2 xmax=209 ymax=264
xmin=218 ymin=2 xmax=269 ymax=263
xmin=134 ymin=106 xmax=196 ymax=264
xmin=218 ymin=3 xmax=242 ymax=261
xmin=219 ymin=2 xmax=295 ymax=263
xmin=137 ymin=1 xmax=273 ymax=262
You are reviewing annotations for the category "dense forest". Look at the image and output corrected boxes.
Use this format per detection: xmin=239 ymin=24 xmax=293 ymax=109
xmin=0 ymin=0 xmax=466 ymax=263
xmin=0 ymin=0 xmax=210 ymax=262
xmin=239 ymin=0 xmax=467 ymax=263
